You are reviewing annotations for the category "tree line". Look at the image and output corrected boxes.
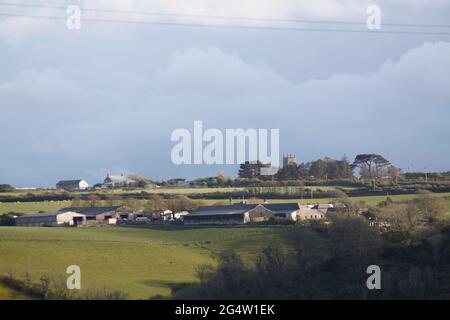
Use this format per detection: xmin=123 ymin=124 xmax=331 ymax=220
xmin=239 ymin=154 xmax=399 ymax=181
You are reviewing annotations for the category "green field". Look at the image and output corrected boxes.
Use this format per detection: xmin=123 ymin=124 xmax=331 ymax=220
xmin=1 ymin=186 xmax=349 ymax=198
xmin=0 ymin=283 xmax=30 ymax=300
xmin=0 ymin=200 xmax=72 ymax=214
xmin=0 ymin=226 xmax=286 ymax=299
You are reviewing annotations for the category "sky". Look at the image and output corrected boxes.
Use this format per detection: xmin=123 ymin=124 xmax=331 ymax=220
xmin=0 ymin=0 xmax=450 ymax=187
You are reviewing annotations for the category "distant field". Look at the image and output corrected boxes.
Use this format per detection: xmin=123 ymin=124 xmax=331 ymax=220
xmin=0 ymin=226 xmax=286 ymax=299
xmin=1 ymin=185 xmax=353 ymax=198
xmin=0 ymin=201 xmax=72 ymax=214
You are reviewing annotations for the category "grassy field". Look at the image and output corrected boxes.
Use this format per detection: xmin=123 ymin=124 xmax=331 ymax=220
xmin=0 ymin=200 xmax=72 ymax=214
xmin=0 ymin=283 xmax=30 ymax=300
xmin=0 ymin=226 xmax=286 ymax=299
xmin=1 ymin=186 xmax=353 ymax=197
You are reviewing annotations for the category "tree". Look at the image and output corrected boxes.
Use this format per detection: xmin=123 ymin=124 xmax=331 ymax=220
xmin=297 ymin=163 xmax=310 ymax=179
xmin=167 ymin=195 xmax=199 ymax=220
xmin=328 ymin=216 xmax=383 ymax=273
xmin=238 ymin=161 xmax=263 ymax=179
xmin=276 ymin=163 xmax=299 ymax=180
xmin=415 ymin=190 xmax=446 ymax=226
xmin=332 ymin=190 xmax=365 ymax=217
xmin=376 ymin=202 xmax=420 ymax=230
xmin=0 ymin=184 xmax=15 ymax=193
xmin=0 ymin=214 xmax=16 ymax=226
xmin=336 ymin=156 xmax=354 ymax=179
xmin=352 ymin=154 xmax=391 ymax=179
xmin=145 ymin=194 xmax=167 ymax=219
xmin=216 ymin=173 xmax=231 ymax=187
xmin=309 ymin=159 xmax=328 ymax=179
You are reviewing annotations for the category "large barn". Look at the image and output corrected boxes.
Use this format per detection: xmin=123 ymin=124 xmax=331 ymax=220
xmin=183 ymin=203 xmax=305 ymax=225
xmin=58 ymin=205 xmax=140 ymax=225
xmin=15 ymin=211 xmax=86 ymax=227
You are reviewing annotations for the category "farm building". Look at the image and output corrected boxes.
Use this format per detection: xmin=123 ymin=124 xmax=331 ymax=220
xmin=58 ymin=205 xmax=141 ymax=225
xmin=297 ymin=207 xmax=326 ymax=220
xmin=103 ymin=174 xmax=138 ymax=188
xmin=183 ymin=203 xmax=304 ymax=225
xmin=56 ymin=179 xmax=89 ymax=191
xmin=263 ymin=203 xmax=303 ymax=221
xmin=15 ymin=211 xmax=86 ymax=227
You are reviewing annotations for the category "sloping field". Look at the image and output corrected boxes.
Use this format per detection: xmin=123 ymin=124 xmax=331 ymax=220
xmin=0 ymin=226 xmax=286 ymax=299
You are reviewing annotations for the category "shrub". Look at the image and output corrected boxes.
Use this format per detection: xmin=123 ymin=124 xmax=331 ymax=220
xmin=0 ymin=214 xmax=16 ymax=226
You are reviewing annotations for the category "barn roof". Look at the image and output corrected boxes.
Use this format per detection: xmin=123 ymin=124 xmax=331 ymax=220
xmin=188 ymin=204 xmax=255 ymax=217
xmin=15 ymin=211 xmax=84 ymax=220
xmin=187 ymin=203 xmax=301 ymax=217
xmin=263 ymin=203 xmax=300 ymax=212
xmin=16 ymin=212 xmax=60 ymax=219
xmin=56 ymin=180 xmax=84 ymax=186
xmin=58 ymin=206 xmax=123 ymax=217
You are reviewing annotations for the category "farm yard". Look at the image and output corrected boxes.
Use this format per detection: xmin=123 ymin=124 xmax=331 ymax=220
xmin=0 ymin=225 xmax=286 ymax=299
xmin=2 ymin=192 xmax=450 ymax=216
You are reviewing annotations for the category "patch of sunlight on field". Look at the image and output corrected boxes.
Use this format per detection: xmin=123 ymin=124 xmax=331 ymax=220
xmin=0 ymin=226 xmax=286 ymax=299
xmin=0 ymin=283 xmax=30 ymax=300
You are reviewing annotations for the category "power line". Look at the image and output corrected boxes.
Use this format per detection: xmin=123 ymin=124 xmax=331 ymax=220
xmin=2 ymin=12 xmax=450 ymax=35
xmin=1 ymin=1 xmax=450 ymax=29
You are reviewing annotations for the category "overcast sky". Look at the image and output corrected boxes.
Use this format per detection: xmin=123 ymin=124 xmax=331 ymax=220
xmin=1 ymin=0 xmax=450 ymax=187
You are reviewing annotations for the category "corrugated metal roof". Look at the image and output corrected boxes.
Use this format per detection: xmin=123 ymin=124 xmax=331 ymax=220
xmin=16 ymin=212 xmax=60 ymax=219
xmin=57 ymin=206 xmax=123 ymax=217
xmin=56 ymin=180 xmax=83 ymax=186
xmin=187 ymin=203 xmax=301 ymax=217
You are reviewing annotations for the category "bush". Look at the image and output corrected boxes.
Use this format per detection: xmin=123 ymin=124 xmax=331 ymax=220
xmin=0 ymin=184 xmax=15 ymax=193
xmin=0 ymin=214 xmax=16 ymax=226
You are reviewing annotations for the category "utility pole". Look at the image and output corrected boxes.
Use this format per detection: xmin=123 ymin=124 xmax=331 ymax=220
xmin=425 ymin=167 xmax=428 ymax=182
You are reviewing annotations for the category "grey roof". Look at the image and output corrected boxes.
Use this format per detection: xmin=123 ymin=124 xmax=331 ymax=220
xmin=187 ymin=203 xmax=300 ymax=217
xmin=16 ymin=212 xmax=60 ymax=219
xmin=56 ymin=180 xmax=84 ymax=186
xmin=104 ymin=175 xmax=135 ymax=184
xmin=58 ymin=206 xmax=122 ymax=217
xmin=263 ymin=203 xmax=300 ymax=212
xmin=77 ymin=206 xmax=122 ymax=217
xmin=58 ymin=207 xmax=81 ymax=213
xmin=189 ymin=204 xmax=255 ymax=217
